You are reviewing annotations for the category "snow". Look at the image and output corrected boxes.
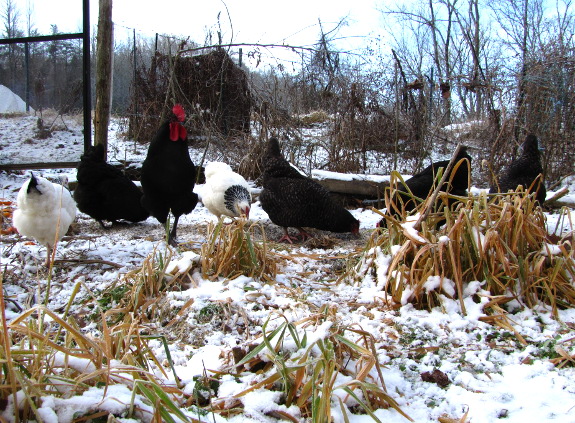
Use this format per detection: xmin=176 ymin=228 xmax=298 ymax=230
xmin=401 ymin=215 xmax=428 ymax=244
xmin=1 ymin=113 xmax=575 ymax=422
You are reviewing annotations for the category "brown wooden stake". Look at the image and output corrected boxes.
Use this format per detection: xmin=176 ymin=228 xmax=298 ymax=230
xmin=93 ymin=0 xmax=114 ymax=157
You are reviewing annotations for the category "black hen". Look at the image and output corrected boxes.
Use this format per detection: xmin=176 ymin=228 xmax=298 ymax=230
xmin=73 ymin=143 xmax=149 ymax=228
xmin=489 ymin=134 xmax=546 ymax=204
xmin=260 ymin=137 xmax=360 ymax=243
xmin=140 ymin=104 xmax=199 ymax=246
xmin=380 ymin=146 xmax=472 ymax=226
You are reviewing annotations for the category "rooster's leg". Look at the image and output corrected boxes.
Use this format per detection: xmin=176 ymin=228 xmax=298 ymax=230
xmin=168 ymin=215 xmax=180 ymax=246
xmin=277 ymin=227 xmax=299 ymax=244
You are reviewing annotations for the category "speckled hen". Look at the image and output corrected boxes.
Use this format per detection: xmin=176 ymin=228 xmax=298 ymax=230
xmin=259 ymin=137 xmax=360 ymax=243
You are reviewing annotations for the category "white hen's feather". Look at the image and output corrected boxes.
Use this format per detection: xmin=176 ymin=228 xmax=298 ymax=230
xmin=13 ymin=174 xmax=77 ymax=247
xmin=202 ymin=162 xmax=252 ymax=218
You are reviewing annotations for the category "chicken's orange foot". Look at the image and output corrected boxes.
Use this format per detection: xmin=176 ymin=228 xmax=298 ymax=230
xmin=296 ymin=228 xmax=313 ymax=241
xmin=277 ymin=234 xmax=299 ymax=243
xmin=277 ymin=227 xmax=299 ymax=244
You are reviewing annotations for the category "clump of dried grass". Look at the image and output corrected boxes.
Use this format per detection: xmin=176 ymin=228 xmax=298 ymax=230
xmin=93 ymin=246 xmax=195 ymax=327
xmin=297 ymin=110 xmax=331 ymax=126
xmin=212 ymin=307 xmax=412 ymax=422
xmin=350 ymin=191 xmax=575 ymax=316
xmin=200 ymin=219 xmax=278 ymax=282
xmin=0 ymin=274 xmax=194 ymax=422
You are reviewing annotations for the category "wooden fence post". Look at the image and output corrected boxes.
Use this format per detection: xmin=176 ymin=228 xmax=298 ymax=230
xmin=94 ymin=0 xmax=113 ymax=157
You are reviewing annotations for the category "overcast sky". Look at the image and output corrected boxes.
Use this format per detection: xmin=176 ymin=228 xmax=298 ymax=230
xmin=9 ymin=0 xmax=385 ymax=66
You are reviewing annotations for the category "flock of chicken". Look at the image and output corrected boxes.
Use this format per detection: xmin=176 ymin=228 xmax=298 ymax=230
xmin=12 ymin=104 xmax=547 ymax=267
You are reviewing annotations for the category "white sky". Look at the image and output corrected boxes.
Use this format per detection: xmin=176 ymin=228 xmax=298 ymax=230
xmin=10 ymin=0 xmax=386 ymax=67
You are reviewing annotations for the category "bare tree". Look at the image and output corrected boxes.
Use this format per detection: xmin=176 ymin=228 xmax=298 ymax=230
xmin=488 ymin=0 xmax=546 ymax=138
xmin=23 ymin=0 xmax=36 ymax=37
xmin=383 ymin=0 xmax=468 ymax=125
xmin=1 ymin=0 xmax=23 ymax=88
xmin=296 ymin=17 xmax=348 ymax=113
xmin=1 ymin=0 xmax=20 ymax=38
xmin=451 ymin=0 xmax=503 ymax=125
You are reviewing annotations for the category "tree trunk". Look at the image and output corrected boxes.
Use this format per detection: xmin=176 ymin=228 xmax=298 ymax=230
xmin=93 ymin=0 xmax=114 ymax=156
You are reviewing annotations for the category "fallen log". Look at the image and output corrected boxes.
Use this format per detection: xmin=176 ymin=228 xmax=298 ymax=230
xmin=544 ymin=187 xmax=575 ymax=208
xmin=0 ymin=161 xmax=79 ymax=170
xmin=311 ymin=169 xmax=398 ymax=198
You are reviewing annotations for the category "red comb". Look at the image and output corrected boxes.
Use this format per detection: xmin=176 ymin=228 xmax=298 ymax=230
xmin=172 ymin=104 xmax=185 ymax=122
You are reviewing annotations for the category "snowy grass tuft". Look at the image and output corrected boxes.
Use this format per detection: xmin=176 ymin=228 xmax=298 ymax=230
xmin=219 ymin=308 xmax=412 ymax=421
xmin=0 ymin=278 xmax=192 ymax=421
xmin=353 ymin=190 xmax=575 ymax=317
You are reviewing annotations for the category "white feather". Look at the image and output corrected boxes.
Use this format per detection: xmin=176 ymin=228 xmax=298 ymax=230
xmin=202 ymin=162 xmax=252 ymax=218
xmin=13 ymin=174 xmax=77 ymax=249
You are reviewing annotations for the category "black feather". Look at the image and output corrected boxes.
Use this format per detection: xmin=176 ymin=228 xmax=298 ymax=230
xmin=140 ymin=112 xmax=199 ymax=244
xmin=381 ymin=146 xmax=472 ymax=226
xmin=263 ymin=138 xmax=308 ymax=180
xmin=27 ymin=172 xmax=40 ymax=194
xmin=260 ymin=137 xmax=359 ymax=240
xmin=490 ymin=134 xmax=546 ymax=204
xmin=73 ymin=144 xmax=149 ymax=226
xmin=401 ymin=147 xmax=470 ymax=203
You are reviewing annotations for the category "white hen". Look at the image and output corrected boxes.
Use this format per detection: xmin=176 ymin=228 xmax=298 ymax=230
xmin=13 ymin=173 xmax=77 ymax=266
xmin=201 ymin=162 xmax=252 ymax=219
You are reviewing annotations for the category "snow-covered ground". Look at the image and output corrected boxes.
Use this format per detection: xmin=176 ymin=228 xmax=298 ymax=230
xmin=1 ymin=113 xmax=575 ymax=422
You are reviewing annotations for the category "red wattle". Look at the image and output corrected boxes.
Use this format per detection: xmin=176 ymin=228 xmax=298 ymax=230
xmin=169 ymin=122 xmax=187 ymax=141
xmin=179 ymin=124 xmax=187 ymax=140
xmin=169 ymin=122 xmax=179 ymax=141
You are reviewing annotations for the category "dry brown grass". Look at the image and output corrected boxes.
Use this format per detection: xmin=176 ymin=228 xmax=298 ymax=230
xmin=213 ymin=307 xmax=412 ymax=422
xmin=199 ymin=219 xmax=278 ymax=282
xmin=94 ymin=246 xmax=193 ymax=327
xmin=3 ymin=188 xmax=574 ymax=420
xmin=0 ymin=273 xmax=193 ymax=422
xmin=350 ymin=190 xmax=575 ymax=316
xmin=297 ymin=110 xmax=332 ymax=126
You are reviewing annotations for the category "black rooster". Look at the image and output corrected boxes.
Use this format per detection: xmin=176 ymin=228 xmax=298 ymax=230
xmin=490 ymin=134 xmax=546 ymax=204
xmin=380 ymin=146 xmax=472 ymax=227
xmin=140 ymin=104 xmax=199 ymax=246
xmin=260 ymin=137 xmax=360 ymax=243
xmin=74 ymin=143 xmax=149 ymax=228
